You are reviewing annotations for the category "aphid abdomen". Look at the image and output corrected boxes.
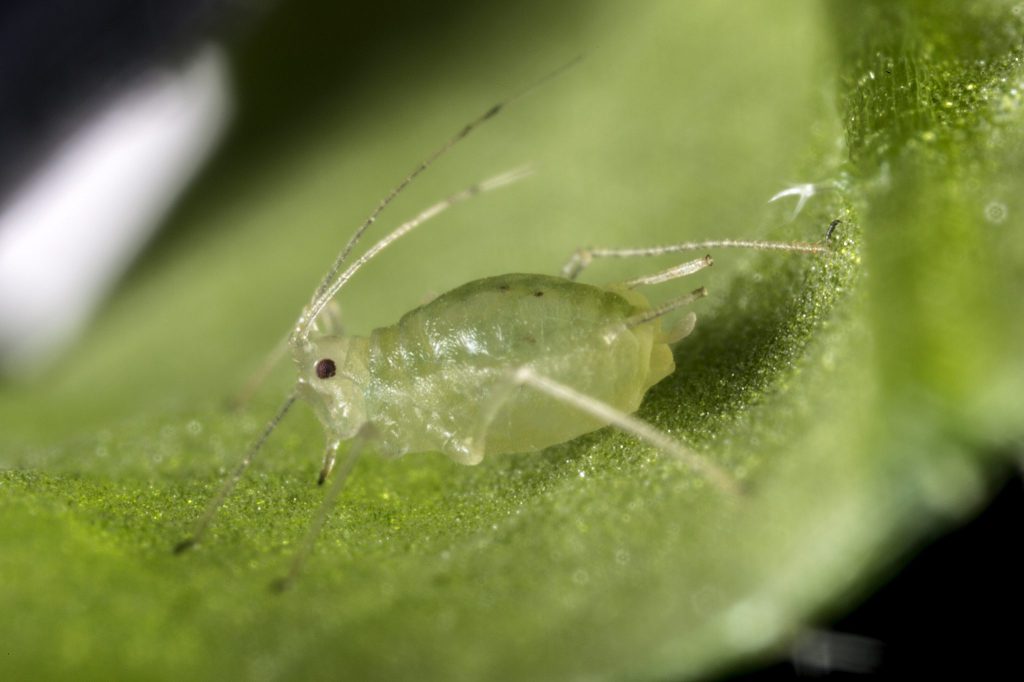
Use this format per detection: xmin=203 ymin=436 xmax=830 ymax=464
xmin=365 ymin=274 xmax=675 ymax=464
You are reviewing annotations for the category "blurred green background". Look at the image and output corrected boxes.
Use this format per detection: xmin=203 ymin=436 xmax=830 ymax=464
xmin=1 ymin=1 xmax=1022 ymax=680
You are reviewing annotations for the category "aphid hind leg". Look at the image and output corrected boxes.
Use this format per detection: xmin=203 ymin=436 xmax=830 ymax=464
xmin=510 ymin=367 xmax=740 ymax=495
xmin=561 ymin=237 xmax=828 ymax=280
xmin=317 ymin=439 xmax=342 ymax=485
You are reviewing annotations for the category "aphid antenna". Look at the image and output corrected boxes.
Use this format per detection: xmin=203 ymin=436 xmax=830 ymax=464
xmin=234 ymin=165 xmax=532 ymax=407
xmin=296 ymin=165 xmax=534 ymax=342
xmin=293 ymin=56 xmax=583 ymax=343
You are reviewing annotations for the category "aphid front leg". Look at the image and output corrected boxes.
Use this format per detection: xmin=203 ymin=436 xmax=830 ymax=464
xmin=509 ymin=367 xmax=740 ymax=495
xmin=272 ymin=425 xmax=376 ymax=592
xmin=317 ymin=438 xmax=341 ymax=485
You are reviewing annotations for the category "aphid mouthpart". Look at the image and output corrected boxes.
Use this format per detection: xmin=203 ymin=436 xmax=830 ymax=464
xmin=315 ymin=358 xmax=336 ymax=379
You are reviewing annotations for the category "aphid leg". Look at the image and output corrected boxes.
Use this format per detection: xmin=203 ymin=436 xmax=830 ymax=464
xmin=317 ymin=439 xmax=341 ymax=486
xmin=174 ymin=393 xmax=298 ymax=554
xmin=270 ymin=425 xmax=375 ymax=592
xmin=464 ymin=378 xmax=523 ymax=465
xmin=561 ymin=237 xmax=827 ymax=281
xmin=511 ymin=367 xmax=740 ymax=495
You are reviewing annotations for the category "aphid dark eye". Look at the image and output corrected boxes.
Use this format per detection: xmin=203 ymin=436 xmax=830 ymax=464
xmin=315 ymin=358 xmax=336 ymax=379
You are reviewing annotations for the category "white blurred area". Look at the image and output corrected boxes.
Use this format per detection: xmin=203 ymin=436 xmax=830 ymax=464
xmin=0 ymin=45 xmax=231 ymax=376
xmin=790 ymin=628 xmax=883 ymax=675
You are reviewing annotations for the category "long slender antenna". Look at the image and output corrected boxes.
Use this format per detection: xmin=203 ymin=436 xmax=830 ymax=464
xmin=293 ymin=56 xmax=583 ymax=340
xmin=298 ymin=167 xmax=532 ymax=338
xmin=174 ymin=393 xmax=297 ymax=554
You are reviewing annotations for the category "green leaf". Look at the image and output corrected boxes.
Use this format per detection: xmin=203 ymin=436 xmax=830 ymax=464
xmin=2 ymin=1 xmax=1021 ymax=680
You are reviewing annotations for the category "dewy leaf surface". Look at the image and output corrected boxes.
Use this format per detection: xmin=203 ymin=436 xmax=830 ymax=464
xmin=1 ymin=1 xmax=1021 ymax=680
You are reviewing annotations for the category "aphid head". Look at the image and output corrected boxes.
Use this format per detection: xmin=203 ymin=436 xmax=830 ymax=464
xmin=293 ymin=335 xmax=370 ymax=442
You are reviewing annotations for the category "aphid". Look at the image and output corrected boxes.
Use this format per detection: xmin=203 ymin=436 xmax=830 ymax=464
xmin=174 ymin=63 xmax=831 ymax=590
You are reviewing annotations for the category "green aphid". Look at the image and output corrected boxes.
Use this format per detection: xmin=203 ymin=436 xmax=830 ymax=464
xmin=175 ymin=64 xmax=830 ymax=590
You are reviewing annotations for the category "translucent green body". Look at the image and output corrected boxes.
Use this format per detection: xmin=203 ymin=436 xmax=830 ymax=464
xmin=295 ymin=273 xmax=674 ymax=464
